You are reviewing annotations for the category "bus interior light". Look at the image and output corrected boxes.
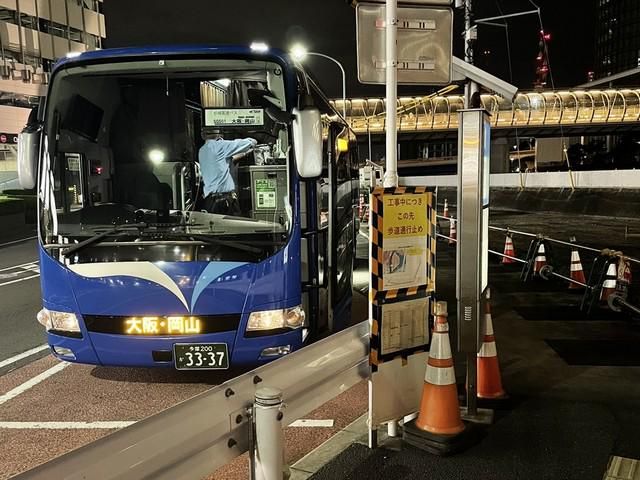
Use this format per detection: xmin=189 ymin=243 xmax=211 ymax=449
xmin=246 ymin=306 xmax=306 ymax=332
xmin=148 ymin=149 xmax=165 ymax=164
xmin=37 ymin=308 xmax=80 ymax=333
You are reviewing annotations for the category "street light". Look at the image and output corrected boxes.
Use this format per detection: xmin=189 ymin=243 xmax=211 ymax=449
xmin=290 ymin=44 xmax=347 ymax=119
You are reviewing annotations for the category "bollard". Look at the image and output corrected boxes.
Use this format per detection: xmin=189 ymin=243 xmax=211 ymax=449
xmin=253 ymin=387 xmax=285 ymax=480
xmin=387 ymin=420 xmax=398 ymax=437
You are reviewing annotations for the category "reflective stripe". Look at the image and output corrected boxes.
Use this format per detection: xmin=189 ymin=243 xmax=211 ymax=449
xmin=433 ymin=322 xmax=449 ymax=333
xmin=570 ymin=262 xmax=582 ymax=271
xmin=478 ymin=340 xmax=497 ymax=358
xmin=425 ymin=365 xmax=456 ymax=385
xmin=429 ymin=336 xmax=452 ymax=360
xmin=603 ymin=279 xmax=617 ymax=288
xmin=571 ymin=250 xmax=580 ymax=262
xmin=483 ymin=313 xmax=494 ymax=336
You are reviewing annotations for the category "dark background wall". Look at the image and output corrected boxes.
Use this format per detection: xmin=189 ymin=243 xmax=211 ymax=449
xmin=104 ymin=0 xmax=595 ymax=99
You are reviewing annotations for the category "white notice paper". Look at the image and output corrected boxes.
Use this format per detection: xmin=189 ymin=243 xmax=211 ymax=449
xmin=380 ymin=297 xmax=429 ymax=356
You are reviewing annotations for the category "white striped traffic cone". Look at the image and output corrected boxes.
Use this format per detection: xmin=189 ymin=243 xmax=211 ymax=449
xmin=502 ymin=235 xmax=516 ymax=265
xmin=415 ymin=301 xmax=464 ymax=435
xmin=477 ymin=289 xmax=506 ymax=399
xmin=443 ymin=199 xmax=449 ymax=218
xmin=600 ymin=261 xmax=617 ymax=302
xmin=533 ymin=243 xmax=547 ymax=275
xmin=449 ymin=218 xmax=457 ymax=246
xmin=569 ymin=248 xmax=586 ymax=289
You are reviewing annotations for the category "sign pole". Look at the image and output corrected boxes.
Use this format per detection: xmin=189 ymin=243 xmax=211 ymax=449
xmin=383 ymin=0 xmax=398 ymax=188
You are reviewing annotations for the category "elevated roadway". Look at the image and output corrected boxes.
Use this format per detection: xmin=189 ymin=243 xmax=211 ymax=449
xmin=331 ymin=88 xmax=640 ymax=139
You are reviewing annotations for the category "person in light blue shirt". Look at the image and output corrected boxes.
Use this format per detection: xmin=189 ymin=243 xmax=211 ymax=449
xmin=198 ymin=129 xmax=257 ymax=215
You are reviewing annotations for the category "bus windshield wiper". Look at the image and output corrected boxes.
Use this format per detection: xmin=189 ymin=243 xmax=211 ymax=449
xmin=165 ymin=232 xmax=263 ymax=255
xmin=62 ymin=224 xmax=147 ymax=257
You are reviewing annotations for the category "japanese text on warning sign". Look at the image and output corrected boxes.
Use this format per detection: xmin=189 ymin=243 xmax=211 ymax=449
xmin=381 ymin=193 xmax=429 ymax=290
xmin=384 ymin=194 xmax=428 ymax=238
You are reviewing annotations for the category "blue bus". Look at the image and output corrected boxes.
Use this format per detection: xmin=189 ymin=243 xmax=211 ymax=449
xmin=18 ymin=44 xmax=358 ymax=369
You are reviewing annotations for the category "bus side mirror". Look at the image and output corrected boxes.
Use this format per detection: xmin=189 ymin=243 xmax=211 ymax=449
xmin=18 ymin=122 xmax=42 ymax=189
xmin=292 ymin=107 xmax=322 ymax=178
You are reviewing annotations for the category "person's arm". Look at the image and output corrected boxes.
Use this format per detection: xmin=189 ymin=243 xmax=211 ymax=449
xmin=224 ymin=138 xmax=258 ymax=163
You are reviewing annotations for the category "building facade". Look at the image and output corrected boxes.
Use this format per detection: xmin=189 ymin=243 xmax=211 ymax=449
xmin=0 ymin=0 xmax=105 ymax=191
xmin=594 ymin=0 xmax=640 ymax=79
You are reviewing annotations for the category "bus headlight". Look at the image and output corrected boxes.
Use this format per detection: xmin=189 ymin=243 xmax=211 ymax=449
xmin=246 ymin=306 xmax=306 ymax=332
xmin=37 ymin=308 xmax=80 ymax=333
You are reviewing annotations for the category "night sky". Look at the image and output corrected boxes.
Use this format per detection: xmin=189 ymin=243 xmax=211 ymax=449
xmin=104 ymin=0 xmax=595 ymax=99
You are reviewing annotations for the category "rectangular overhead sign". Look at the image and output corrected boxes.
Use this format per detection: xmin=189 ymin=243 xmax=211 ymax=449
xmin=356 ymin=3 xmax=453 ymax=85
xmin=204 ymin=108 xmax=264 ymax=127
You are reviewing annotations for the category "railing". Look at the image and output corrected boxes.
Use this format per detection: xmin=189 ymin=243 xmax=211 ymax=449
xmin=14 ymin=321 xmax=369 ymax=480
xmin=330 ymin=88 xmax=640 ymax=134
xmin=435 ymin=213 xmax=640 ymax=317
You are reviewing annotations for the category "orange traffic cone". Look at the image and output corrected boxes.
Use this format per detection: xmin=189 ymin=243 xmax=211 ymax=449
xmin=569 ymin=243 xmax=586 ymax=289
xmin=449 ymin=218 xmax=457 ymax=246
xmin=533 ymin=243 xmax=547 ymax=275
xmin=600 ymin=261 xmax=617 ymax=302
xmin=415 ymin=301 xmax=464 ymax=435
xmin=501 ymin=234 xmax=516 ymax=264
xmin=443 ymin=198 xmax=449 ymax=218
xmin=477 ymin=289 xmax=506 ymax=399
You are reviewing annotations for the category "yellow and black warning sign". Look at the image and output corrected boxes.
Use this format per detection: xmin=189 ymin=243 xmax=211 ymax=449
xmin=369 ymin=186 xmax=436 ymax=371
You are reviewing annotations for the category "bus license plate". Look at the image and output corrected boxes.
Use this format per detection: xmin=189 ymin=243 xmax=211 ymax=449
xmin=173 ymin=343 xmax=229 ymax=370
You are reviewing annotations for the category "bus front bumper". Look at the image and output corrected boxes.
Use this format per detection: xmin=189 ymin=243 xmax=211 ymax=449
xmin=46 ymin=329 xmax=305 ymax=368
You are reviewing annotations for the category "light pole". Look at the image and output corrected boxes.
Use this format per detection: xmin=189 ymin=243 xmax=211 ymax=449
xmin=290 ymin=45 xmax=347 ymax=119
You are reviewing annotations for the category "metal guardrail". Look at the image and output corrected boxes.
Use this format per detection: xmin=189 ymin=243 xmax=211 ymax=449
xmin=14 ymin=321 xmax=369 ymax=480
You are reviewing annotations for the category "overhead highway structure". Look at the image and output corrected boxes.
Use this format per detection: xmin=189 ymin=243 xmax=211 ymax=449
xmin=332 ymin=88 xmax=640 ymax=138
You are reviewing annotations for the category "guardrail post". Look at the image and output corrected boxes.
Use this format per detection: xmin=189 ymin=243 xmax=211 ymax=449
xmin=253 ymin=387 xmax=285 ymax=480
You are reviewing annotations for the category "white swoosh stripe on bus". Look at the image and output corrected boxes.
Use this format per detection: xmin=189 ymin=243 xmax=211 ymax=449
xmin=68 ymin=262 xmax=189 ymax=311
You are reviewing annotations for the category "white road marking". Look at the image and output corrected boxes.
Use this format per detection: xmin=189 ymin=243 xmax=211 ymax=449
xmin=0 ymin=421 xmax=135 ymax=429
xmin=0 ymin=345 xmax=49 ymax=369
xmin=0 ymin=236 xmax=37 ymax=248
xmin=289 ymin=419 xmax=335 ymax=428
xmin=0 ymin=362 xmax=68 ymax=406
xmin=0 ymin=261 xmax=38 ymax=273
xmin=0 ymin=273 xmax=40 ymax=287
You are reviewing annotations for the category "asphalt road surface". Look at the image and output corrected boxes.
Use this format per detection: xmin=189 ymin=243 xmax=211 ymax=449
xmin=1 ymin=206 xmax=639 ymax=479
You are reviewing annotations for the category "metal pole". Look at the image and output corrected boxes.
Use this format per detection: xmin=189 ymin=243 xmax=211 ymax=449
xmin=309 ymin=52 xmax=346 ymax=119
xmin=383 ymin=0 xmax=398 ymax=188
xmin=463 ymin=0 xmax=478 ymax=107
xmin=253 ymin=387 xmax=284 ymax=480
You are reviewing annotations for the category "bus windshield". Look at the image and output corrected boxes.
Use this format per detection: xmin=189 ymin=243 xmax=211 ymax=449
xmin=42 ymin=58 xmax=292 ymax=263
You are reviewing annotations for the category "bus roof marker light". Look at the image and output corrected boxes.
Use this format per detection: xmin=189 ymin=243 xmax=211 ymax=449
xmin=290 ymin=44 xmax=308 ymax=62
xmin=250 ymin=42 xmax=269 ymax=53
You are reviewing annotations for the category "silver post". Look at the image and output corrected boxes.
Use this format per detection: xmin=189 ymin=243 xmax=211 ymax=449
xmin=383 ymin=0 xmax=398 ymax=188
xmin=464 ymin=0 xmax=478 ymax=107
xmin=253 ymin=387 xmax=284 ymax=480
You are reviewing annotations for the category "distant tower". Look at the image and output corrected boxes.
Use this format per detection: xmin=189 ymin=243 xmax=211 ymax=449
xmin=534 ymin=30 xmax=551 ymax=90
